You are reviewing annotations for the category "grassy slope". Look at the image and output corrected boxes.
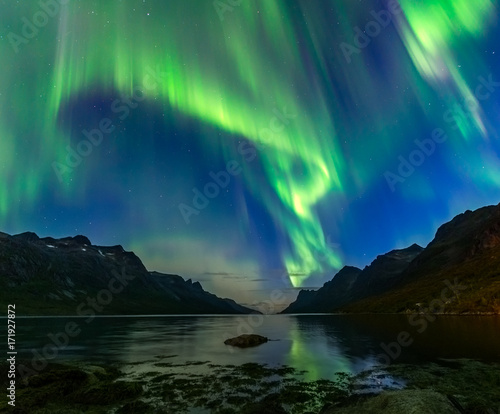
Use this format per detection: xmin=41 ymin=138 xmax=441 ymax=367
xmin=341 ymin=249 xmax=500 ymax=314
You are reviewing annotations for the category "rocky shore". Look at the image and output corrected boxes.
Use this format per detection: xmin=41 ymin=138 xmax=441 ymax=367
xmin=1 ymin=358 xmax=498 ymax=413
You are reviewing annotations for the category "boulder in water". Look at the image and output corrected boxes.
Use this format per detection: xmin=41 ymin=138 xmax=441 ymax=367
xmin=224 ymin=334 xmax=268 ymax=348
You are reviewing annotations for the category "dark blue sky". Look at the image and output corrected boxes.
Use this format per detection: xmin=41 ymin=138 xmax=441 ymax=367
xmin=1 ymin=0 xmax=499 ymax=307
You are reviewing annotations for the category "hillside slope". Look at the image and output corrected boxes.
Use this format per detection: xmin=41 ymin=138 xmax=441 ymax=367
xmin=344 ymin=203 xmax=500 ymax=313
xmin=282 ymin=244 xmax=422 ymax=313
xmin=283 ymin=203 xmax=500 ymax=314
xmin=0 ymin=232 xmax=257 ymax=316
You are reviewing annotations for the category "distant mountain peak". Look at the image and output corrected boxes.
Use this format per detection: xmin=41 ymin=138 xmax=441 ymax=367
xmin=73 ymin=235 xmax=92 ymax=245
xmin=0 ymin=231 xmax=257 ymax=316
xmin=14 ymin=232 xmax=39 ymax=242
xmin=192 ymin=281 xmax=203 ymax=291
xmin=283 ymin=202 xmax=500 ymax=315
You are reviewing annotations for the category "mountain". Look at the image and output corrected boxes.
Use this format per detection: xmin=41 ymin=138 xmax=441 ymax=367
xmin=282 ymin=266 xmax=362 ymax=313
xmin=282 ymin=244 xmax=423 ymax=313
xmin=0 ymin=232 xmax=257 ymax=316
xmin=283 ymin=203 xmax=500 ymax=314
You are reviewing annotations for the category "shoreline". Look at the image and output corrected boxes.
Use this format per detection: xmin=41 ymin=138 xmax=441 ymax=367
xmin=5 ymin=311 xmax=500 ymax=318
xmin=2 ymin=358 xmax=499 ymax=413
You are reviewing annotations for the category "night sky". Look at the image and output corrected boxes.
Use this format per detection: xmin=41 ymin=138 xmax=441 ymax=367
xmin=1 ymin=0 xmax=499 ymax=308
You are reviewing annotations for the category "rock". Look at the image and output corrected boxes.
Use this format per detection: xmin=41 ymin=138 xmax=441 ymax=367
xmin=117 ymin=400 xmax=152 ymax=414
xmin=322 ymin=389 xmax=457 ymax=414
xmin=241 ymin=393 xmax=287 ymax=413
xmin=224 ymin=334 xmax=268 ymax=348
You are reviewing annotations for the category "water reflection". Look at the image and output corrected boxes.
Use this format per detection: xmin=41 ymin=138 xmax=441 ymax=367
xmin=11 ymin=314 xmax=500 ymax=381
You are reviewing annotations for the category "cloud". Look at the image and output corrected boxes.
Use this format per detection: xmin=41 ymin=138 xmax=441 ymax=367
xmin=246 ymin=287 xmax=319 ymax=292
xmin=202 ymin=272 xmax=249 ymax=280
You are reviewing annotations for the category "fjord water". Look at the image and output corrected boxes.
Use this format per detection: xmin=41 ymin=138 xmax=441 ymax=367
xmin=15 ymin=314 xmax=500 ymax=380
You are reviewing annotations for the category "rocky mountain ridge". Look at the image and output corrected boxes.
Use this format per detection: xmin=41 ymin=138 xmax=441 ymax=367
xmin=0 ymin=231 xmax=257 ymax=315
xmin=283 ymin=203 xmax=500 ymax=314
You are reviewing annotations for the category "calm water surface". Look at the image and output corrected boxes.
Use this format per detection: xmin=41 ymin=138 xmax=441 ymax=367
xmin=12 ymin=314 xmax=500 ymax=380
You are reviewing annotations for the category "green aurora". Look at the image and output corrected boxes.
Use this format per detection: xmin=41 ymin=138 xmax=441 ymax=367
xmin=1 ymin=0 xmax=499 ymax=300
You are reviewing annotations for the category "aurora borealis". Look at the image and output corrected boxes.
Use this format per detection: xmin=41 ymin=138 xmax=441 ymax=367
xmin=1 ymin=0 xmax=499 ymax=307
